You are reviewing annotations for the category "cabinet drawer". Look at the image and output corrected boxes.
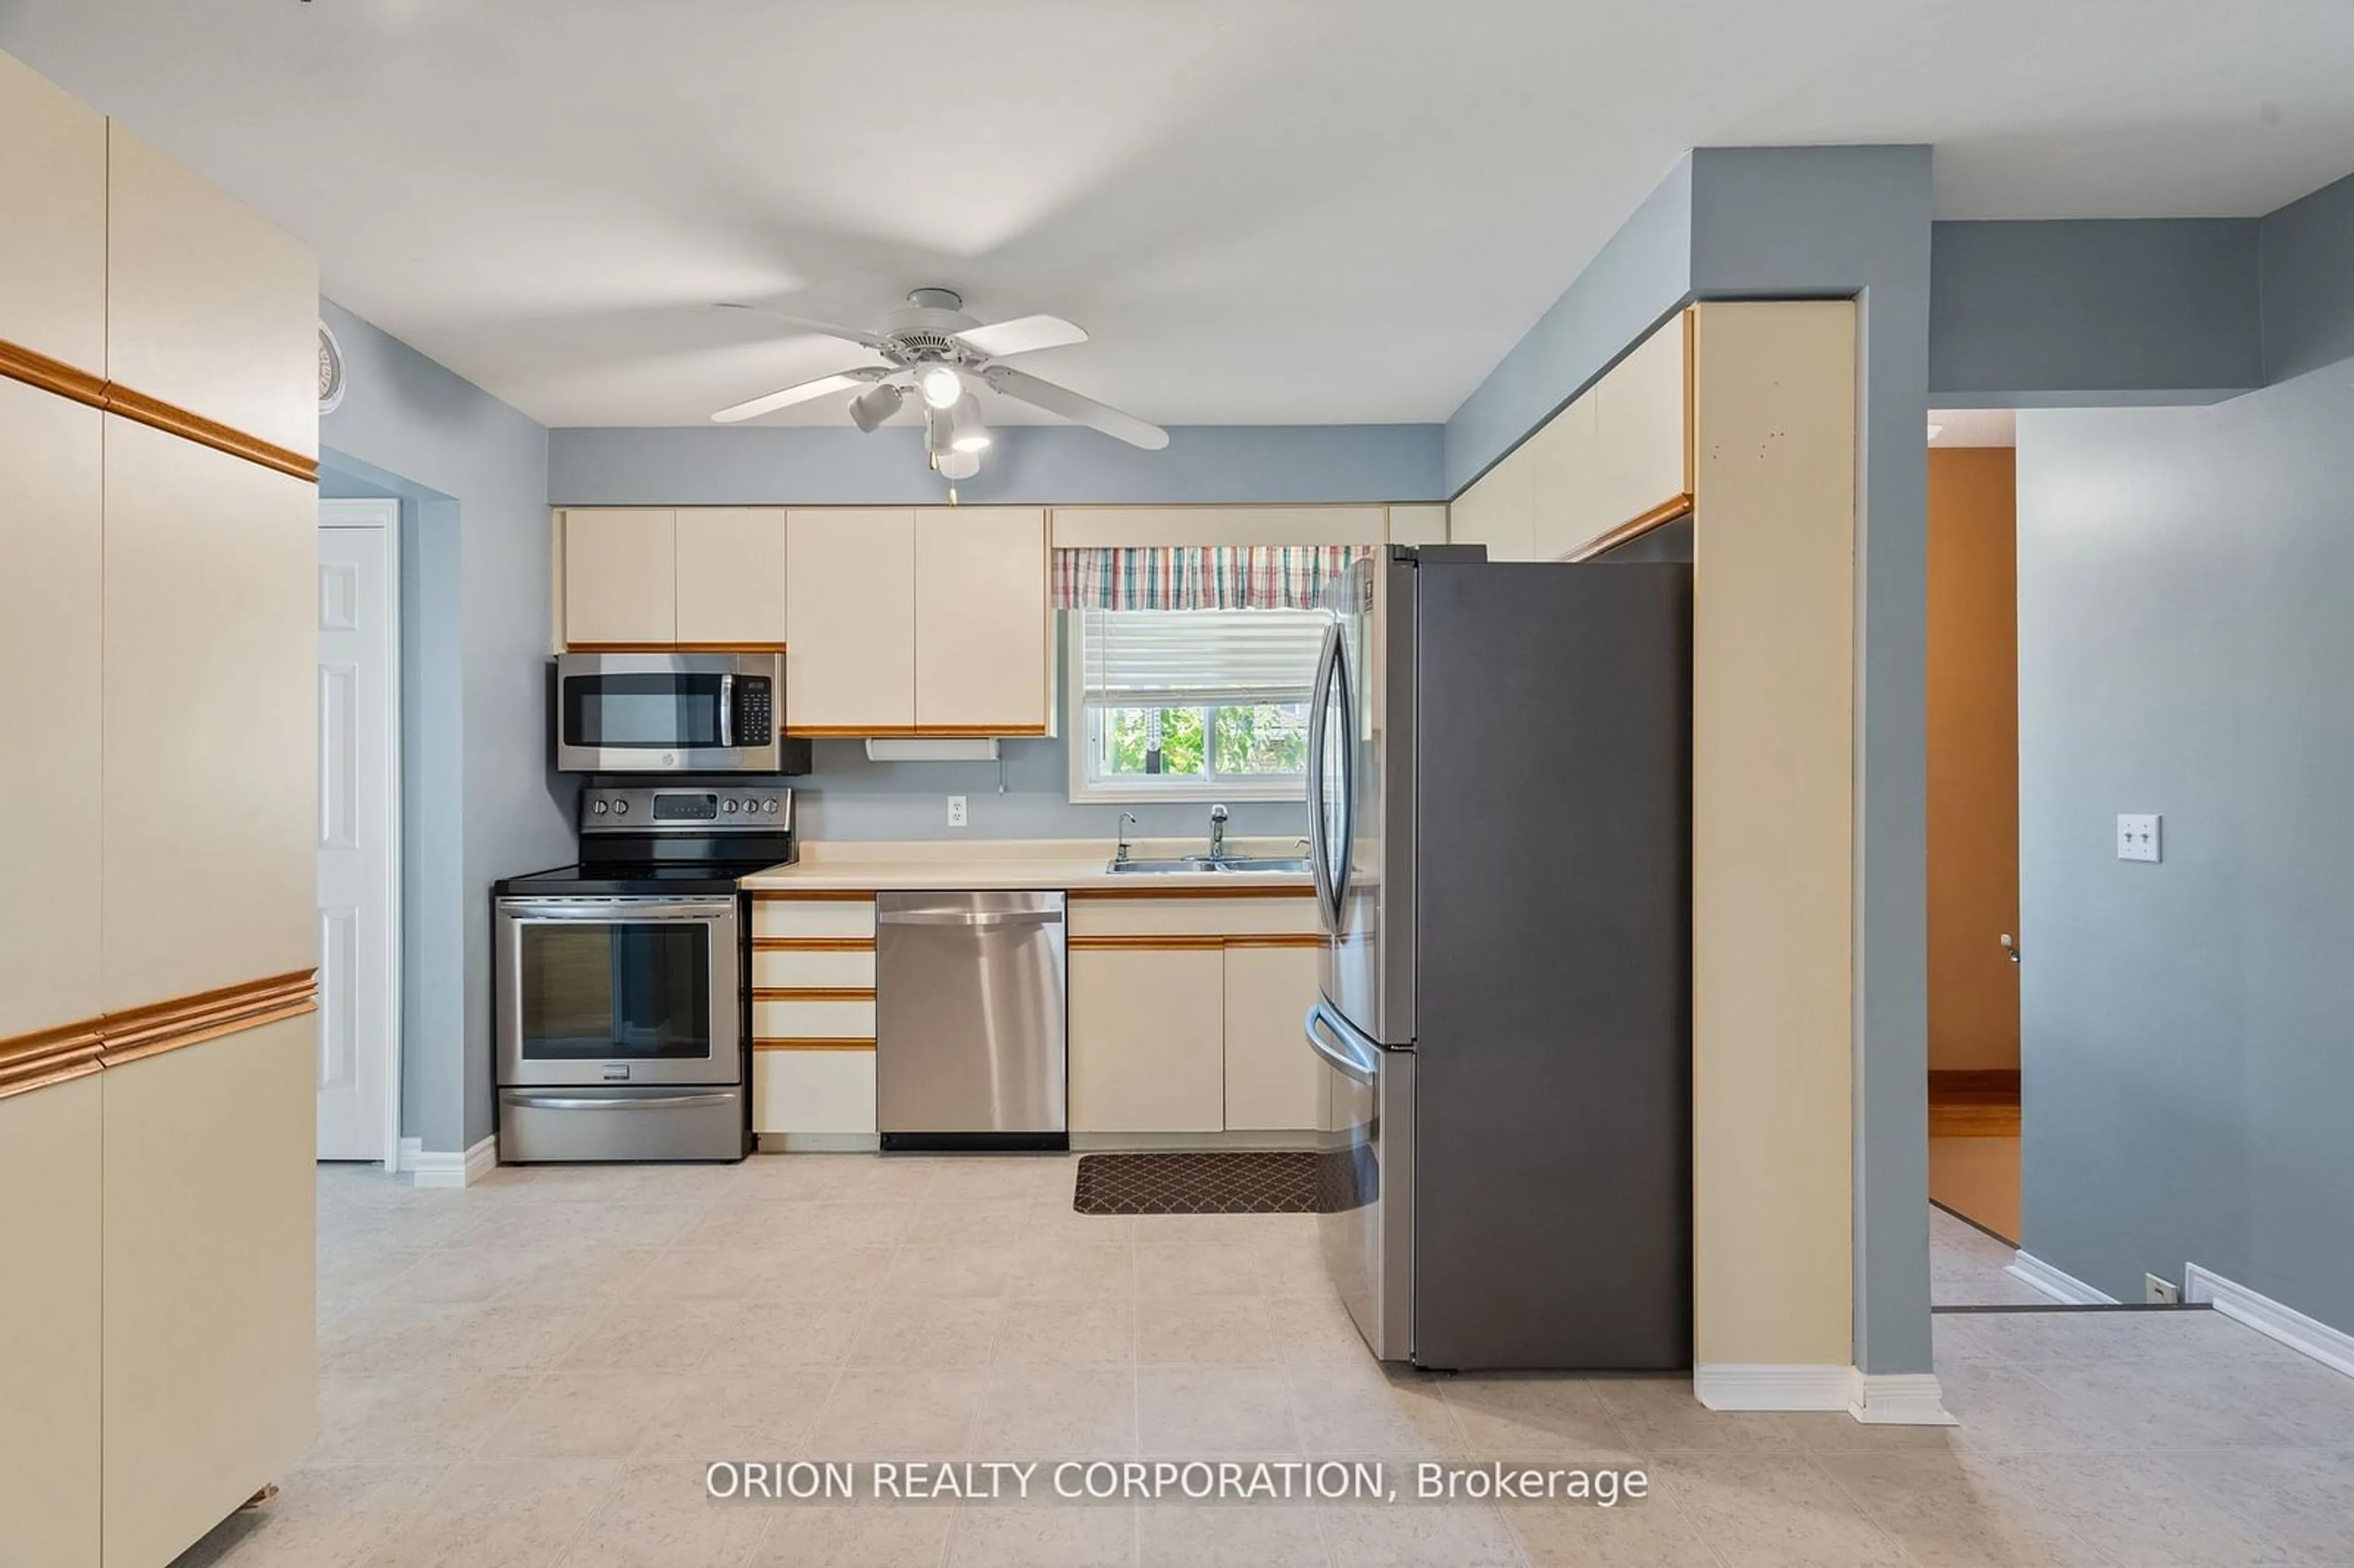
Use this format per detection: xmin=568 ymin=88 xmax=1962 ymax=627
xmin=750 ymin=946 xmax=875 ymax=989
xmin=754 ymin=1049 xmax=876 ymax=1135
xmin=753 ymin=996 xmax=876 ymax=1041
xmin=1068 ymin=894 xmax=1319 ymax=938
xmin=751 ymin=898 xmax=877 ymax=939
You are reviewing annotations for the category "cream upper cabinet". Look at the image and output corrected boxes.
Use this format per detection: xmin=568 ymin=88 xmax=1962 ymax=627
xmin=914 ymin=507 xmax=1048 ymax=731
xmin=102 ymin=419 xmax=315 ymax=1012
xmin=563 ymin=508 xmax=679 ymax=646
xmin=0 ymin=50 xmax=107 ymax=375
xmin=1222 ymin=943 xmax=1323 ymax=1132
xmin=1069 ymin=946 xmax=1225 ymax=1133
xmin=1526 ymin=392 xmax=1599 ymax=561
xmin=676 ymin=507 xmax=788 ymax=646
xmin=1447 ymin=435 xmax=1537 ymax=561
xmin=0 ymin=380 xmax=102 ymax=1038
xmin=1593 ymin=311 xmax=1691 ymax=530
xmin=784 ymin=508 xmax=917 ymax=731
xmin=105 ymin=126 xmax=317 ymax=458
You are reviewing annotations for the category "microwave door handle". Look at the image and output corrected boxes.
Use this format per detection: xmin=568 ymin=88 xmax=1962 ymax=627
xmin=718 ymin=673 xmax=734 ymax=750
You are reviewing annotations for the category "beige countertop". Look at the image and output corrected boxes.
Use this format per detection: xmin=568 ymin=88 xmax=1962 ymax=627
xmin=736 ymin=836 xmax=1314 ymax=893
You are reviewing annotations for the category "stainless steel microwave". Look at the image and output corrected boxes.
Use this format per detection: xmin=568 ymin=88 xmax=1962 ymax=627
xmin=554 ymin=651 xmax=794 ymax=774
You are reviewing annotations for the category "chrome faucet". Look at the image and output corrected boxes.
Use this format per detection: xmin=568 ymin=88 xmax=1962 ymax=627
xmin=1208 ymin=803 xmax=1230 ymax=860
xmin=1114 ymin=812 xmax=1138 ymax=865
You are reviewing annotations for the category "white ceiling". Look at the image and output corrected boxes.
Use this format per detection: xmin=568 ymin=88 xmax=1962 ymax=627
xmin=1929 ymin=409 xmax=2017 ymax=447
xmin=6 ymin=1 xmax=2351 ymax=430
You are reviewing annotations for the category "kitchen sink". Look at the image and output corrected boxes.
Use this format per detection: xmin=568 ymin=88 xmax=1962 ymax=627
xmin=1105 ymin=854 xmax=1311 ymax=875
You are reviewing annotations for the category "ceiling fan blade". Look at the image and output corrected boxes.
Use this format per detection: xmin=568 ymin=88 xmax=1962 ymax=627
xmin=712 ymin=302 xmax=891 ymax=351
xmin=980 ymin=365 xmax=1168 ymax=450
xmin=710 ymin=369 xmax=881 ymax=424
xmin=953 ymin=313 xmax=1089 ymax=359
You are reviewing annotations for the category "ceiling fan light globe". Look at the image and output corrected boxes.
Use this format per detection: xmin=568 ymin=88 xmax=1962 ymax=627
xmin=945 ymin=395 xmax=991 ymax=453
xmin=937 ymin=449 xmax=981 ymax=481
xmin=848 ymin=381 xmax=904 ymax=433
xmin=916 ymin=365 xmax=964 ymax=409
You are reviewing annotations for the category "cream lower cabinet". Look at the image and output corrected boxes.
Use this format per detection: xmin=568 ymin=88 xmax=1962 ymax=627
xmin=102 ymin=1018 xmax=315 ymax=1568
xmin=0 ymin=1076 xmax=103 ymax=1568
xmin=1067 ymin=894 xmax=1325 ymax=1136
xmin=1221 ymin=943 xmax=1324 ymax=1131
xmin=750 ymin=896 xmax=878 ymax=1137
xmin=1069 ymin=945 xmax=1227 ymax=1133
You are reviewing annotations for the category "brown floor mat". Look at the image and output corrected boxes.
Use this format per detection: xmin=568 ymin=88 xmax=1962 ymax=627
xmin=1072 ymin=1151 xmax=1320 ymax=1214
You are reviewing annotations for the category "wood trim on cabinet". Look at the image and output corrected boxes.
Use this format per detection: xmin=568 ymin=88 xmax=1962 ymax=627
xmin=0 ymin=970 xmax=320 ymax=1098
xmin=1068 ymin=934 xmax=1227 ymax=952
xmin=752 ymin=986 xmax=876 ymax=1002
xmin=785 ymin=725 xmax=1051 ymax=739
xmin=97 ymin=970 xmax=319 ymax=1067
xmin=0 ymin=1019 xmax=107 ymax=1099
xmin=750 ymin=889 xmax=879 ymax=902
xmin=753 ymin=1038 xmax=877 ymax=1051
xmin=751 ymin=937 xmax=875 ymax=952
xmin=1067 ymin=884 xmax=1317 ymax=900
xmin=1069 ymin=933 xmax=1324 ymax=953
xmin=563 ymin=641 xmax=789 ymax=654
xmin=1928 ymin=1069 xmax=2021 ymax=1102
xmin=0 ymin=335 xmax=108 ymax=406
xmin=1566 ymin=494 xmax=1693 ymax=563
xmin=0 ymin=335 xmax=319 ymax=482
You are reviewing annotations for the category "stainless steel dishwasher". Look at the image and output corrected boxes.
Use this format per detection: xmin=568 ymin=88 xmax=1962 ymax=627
xmin=875 ymin=889 xmax=1068 ymax=1151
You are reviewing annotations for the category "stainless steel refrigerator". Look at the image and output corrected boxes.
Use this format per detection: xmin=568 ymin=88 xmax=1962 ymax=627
xmin=1304 ymin=545 xmax=1692 ymax=1371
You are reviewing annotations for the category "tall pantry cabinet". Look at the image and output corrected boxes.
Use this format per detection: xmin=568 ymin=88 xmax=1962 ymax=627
xmin=0 ymin=47 xmax=320 ymax=1568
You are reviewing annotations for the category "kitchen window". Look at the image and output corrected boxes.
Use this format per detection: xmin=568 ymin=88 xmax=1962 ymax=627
xmin=1066 ymin=608 xmax=1325 ymax=802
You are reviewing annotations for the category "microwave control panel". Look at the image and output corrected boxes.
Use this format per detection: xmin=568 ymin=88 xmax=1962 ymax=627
xmin=738 ymin=677 xmax=773 ymax=744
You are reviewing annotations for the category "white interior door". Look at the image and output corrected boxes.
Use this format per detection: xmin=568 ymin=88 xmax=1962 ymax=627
xmin=316 ymin=500 xmax=399 ymax=1162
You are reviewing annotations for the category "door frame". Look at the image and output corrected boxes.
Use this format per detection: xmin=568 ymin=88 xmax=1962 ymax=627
xmin=320 ymin=497 xmax=403 ymax=1170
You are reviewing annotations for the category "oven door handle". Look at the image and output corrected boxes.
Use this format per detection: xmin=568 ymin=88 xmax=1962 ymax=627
xmin=718 ymin=673 xmax=735 ymax=750
xmin=498 ymin=900 xmax=736 ymax=923
xmin=504 ymin=1092 xmax=740 ymax=1111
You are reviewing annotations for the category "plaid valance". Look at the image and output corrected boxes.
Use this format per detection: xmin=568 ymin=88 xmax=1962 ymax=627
xmin=1052 ymin=545 xmax=1369 ymax=612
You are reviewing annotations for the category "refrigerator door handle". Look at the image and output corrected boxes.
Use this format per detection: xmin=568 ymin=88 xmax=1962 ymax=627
xmin=1304 ymin=1001 xmax=1380 ymax=1086
xmin=1306 ymin=623 xmax=1338 ymax=927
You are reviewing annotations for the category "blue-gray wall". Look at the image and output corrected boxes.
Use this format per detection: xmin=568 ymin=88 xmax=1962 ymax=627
xmin=550 ymin=423 xmax=1443 ymax=508
xmin=1928 ymin=221 xmax=2263 ymax=406
xmin=320 ymin=299 xmax=571 ymax=1155
xmin=2016 ymin=370 xmax=2354 ymax=1330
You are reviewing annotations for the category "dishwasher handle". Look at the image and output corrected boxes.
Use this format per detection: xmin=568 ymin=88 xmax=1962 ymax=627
xmin=879 ymin=908 xmax=1065 ymax=929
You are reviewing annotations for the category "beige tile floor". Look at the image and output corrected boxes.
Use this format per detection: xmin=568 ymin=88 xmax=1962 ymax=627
xmin=1932 ymin=1205 xmax=2055 ymax=1307
xmin=167 ymin=1155 xmax=2354 ymax=1567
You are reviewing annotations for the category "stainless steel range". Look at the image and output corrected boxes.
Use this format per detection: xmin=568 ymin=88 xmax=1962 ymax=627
xmin=492 ymin=785 xmax=795 ymax=1163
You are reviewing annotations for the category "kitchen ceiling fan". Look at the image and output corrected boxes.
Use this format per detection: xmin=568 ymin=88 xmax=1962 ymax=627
xmin=710 ymin=287 xmax=1168 ymax=479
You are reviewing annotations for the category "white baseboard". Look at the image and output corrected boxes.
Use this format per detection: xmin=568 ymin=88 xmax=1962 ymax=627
xmin=1694 ymin=1364 xmax=1856 ymax=1412
xmin=1849 ymin=1372 xmax=1959 ymax=1426
xmin=1696 ymin=1364 xmax=1956 ymax=1425
xmin=2006 ymin=1250 xmax=2119 ymax=1305
xmin=2186 ymin=1263 xmax=2354 ymax=1381
xmin=409 ymin=1134 xmax=497 ymax=1189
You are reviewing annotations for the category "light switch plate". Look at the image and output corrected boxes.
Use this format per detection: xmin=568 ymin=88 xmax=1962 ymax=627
xmin=947 ymin=795 xmax=968 ymax=828
xmin=2117 ymin=813 xmax=2161 ymax=862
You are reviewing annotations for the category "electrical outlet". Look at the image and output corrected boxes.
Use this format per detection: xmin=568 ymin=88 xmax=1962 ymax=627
xmin=2145 ymin=1273 xmax=2181 ymax=1304
xmin=947 ymin=795 xmax=968 ymax=828
xmin=2117 ymin=813 xmax=2162 ymax=862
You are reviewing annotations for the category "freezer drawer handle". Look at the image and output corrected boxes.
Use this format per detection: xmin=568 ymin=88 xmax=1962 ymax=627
xmin=1304 ymin=1003 xmax=1380 ymax=1086
xmin=878 ymin=909 xmax=1065 ymax=928
xmin=505 ymin=1092 xmax=739 ymax=1111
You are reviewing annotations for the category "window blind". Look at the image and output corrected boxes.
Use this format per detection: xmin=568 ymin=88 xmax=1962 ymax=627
xmin=1076 ymin=609 xmax=1328 ymax=708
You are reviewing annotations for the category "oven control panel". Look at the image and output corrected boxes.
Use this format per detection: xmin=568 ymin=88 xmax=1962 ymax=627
xmin=582 ymin=785 xmax=794 ymax=832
